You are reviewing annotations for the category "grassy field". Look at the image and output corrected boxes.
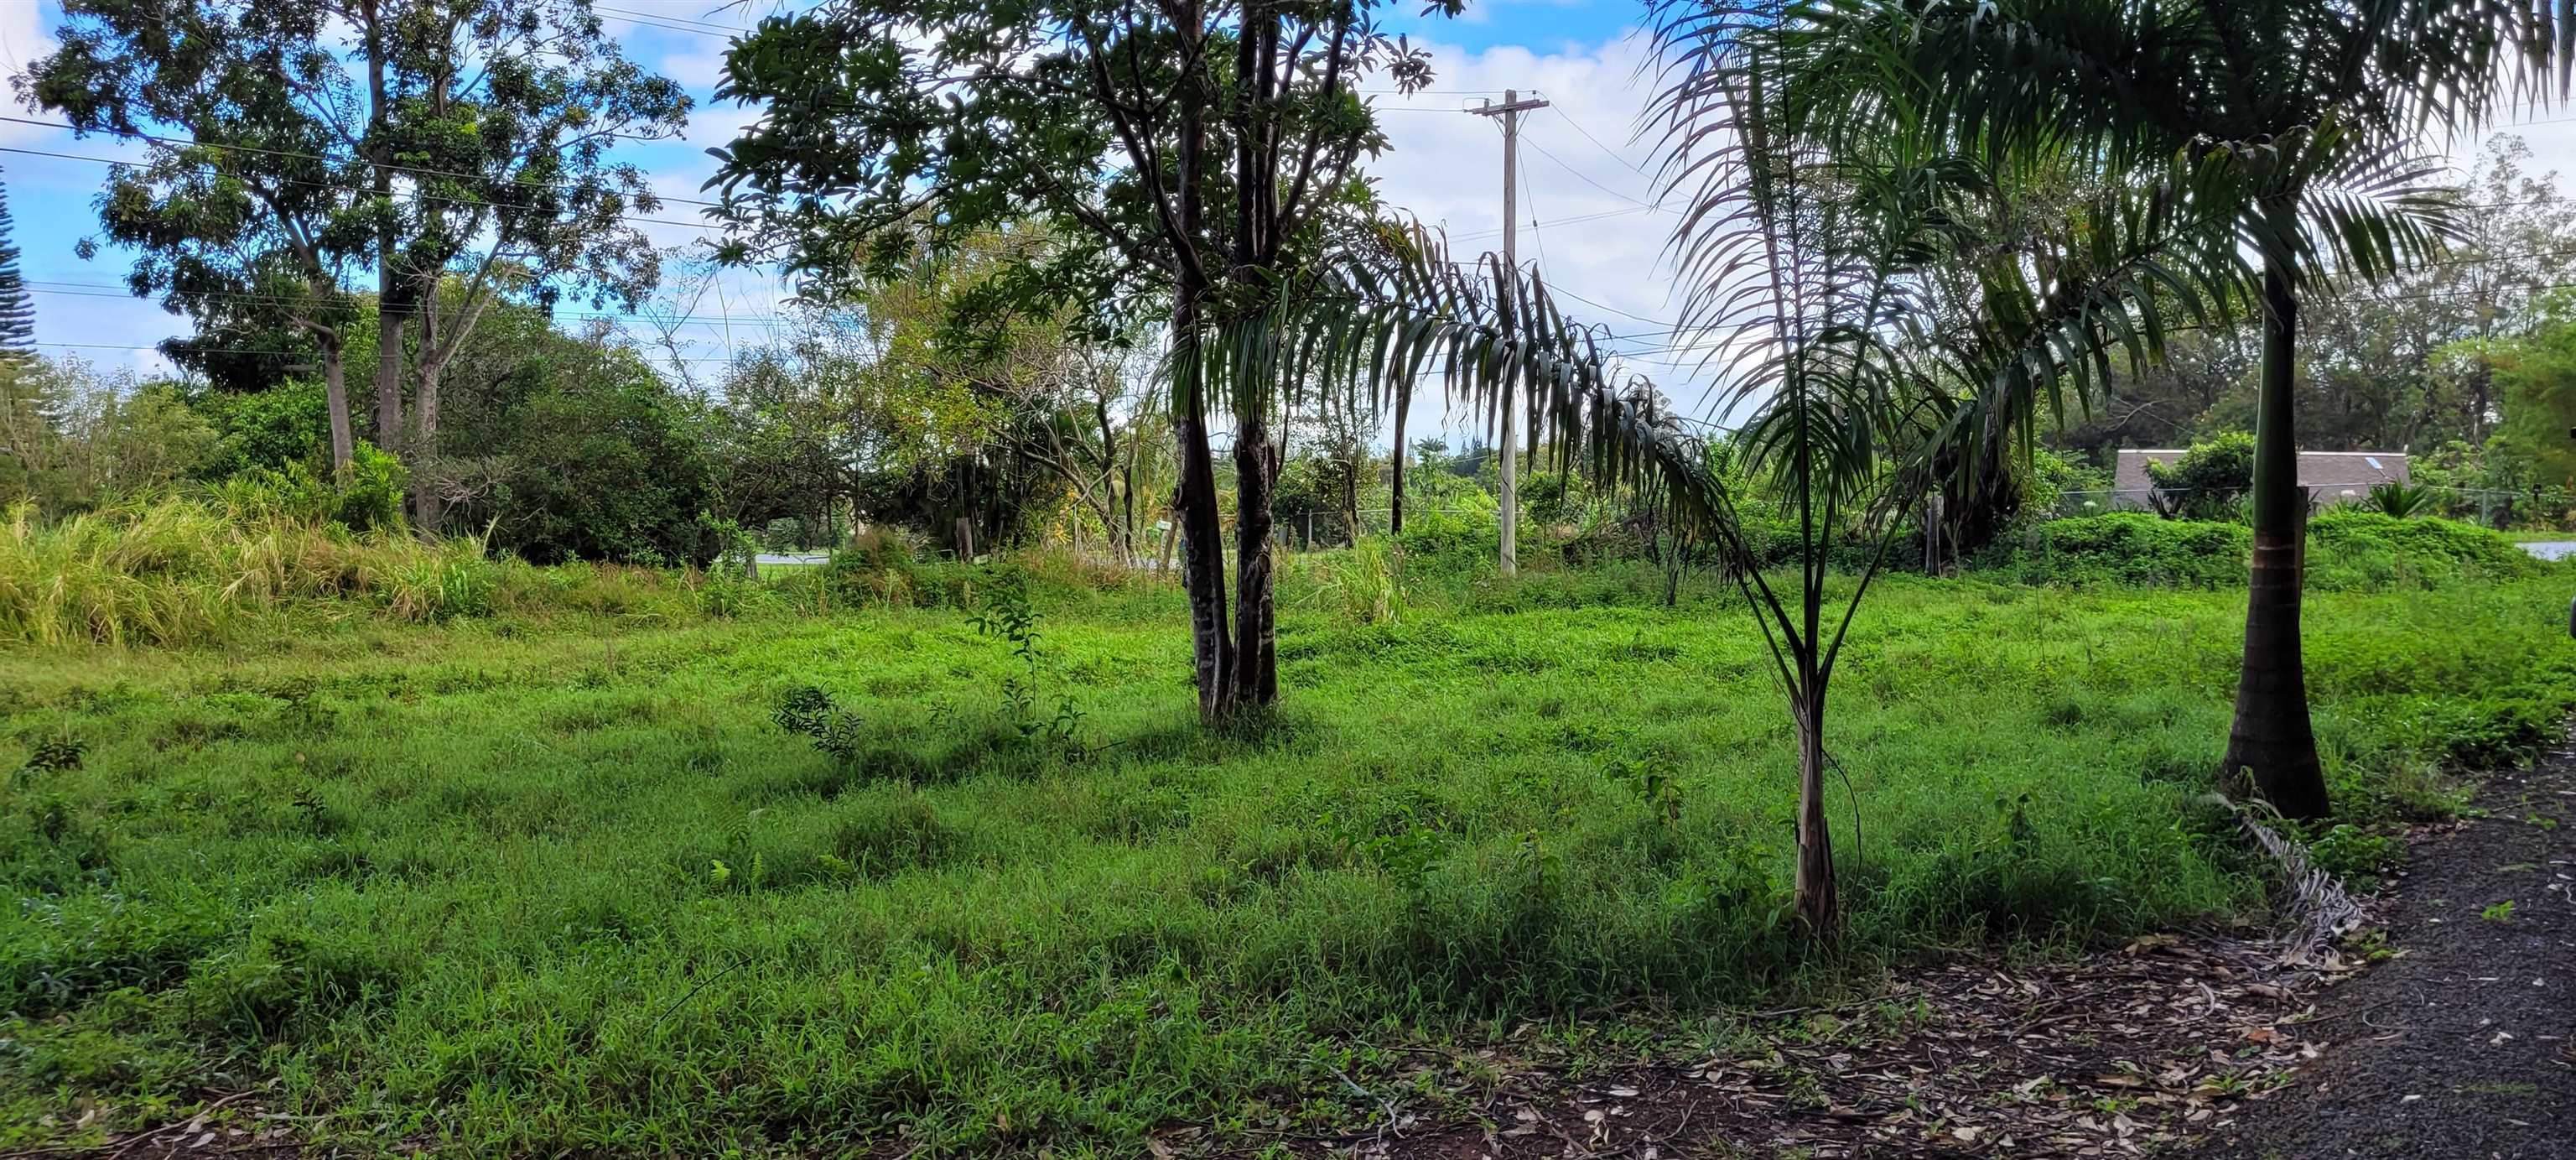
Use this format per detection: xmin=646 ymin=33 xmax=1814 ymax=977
xmin=5 ymin=548 xmax=2574 ymax=1155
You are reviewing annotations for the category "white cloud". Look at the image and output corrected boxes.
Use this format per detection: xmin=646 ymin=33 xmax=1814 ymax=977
xmin=0 ymin=0 xmax=60 ymax=147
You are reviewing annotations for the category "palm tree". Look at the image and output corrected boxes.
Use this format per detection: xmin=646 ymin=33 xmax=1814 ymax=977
xmin=1774 ymin=0 xmax=2560 ymax=818
xmin=1213 ymin=1 xmax=2253 ymax=929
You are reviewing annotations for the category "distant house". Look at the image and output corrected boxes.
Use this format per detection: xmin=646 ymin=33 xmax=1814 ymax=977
xmin=2110 ymin=449 xmax=2409 ymax=510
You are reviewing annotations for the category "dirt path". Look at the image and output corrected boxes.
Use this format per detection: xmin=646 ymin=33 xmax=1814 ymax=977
xmin=2192 ymin=752 xmax=2576 ymax=1160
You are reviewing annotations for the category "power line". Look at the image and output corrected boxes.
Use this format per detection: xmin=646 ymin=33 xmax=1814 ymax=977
xmin=0 ymin=114 xmax=729 ymax=213
xmin=593 ymin=3 xmax=766 ymax=35
xmin=1548 ymin=104 xmax=1656 ymax=181
xmin=1449 ymin=204 xmax=1662 ymax=242
xmin=1523 ymin=136 xmax=1668 ymax=211
xmin=0 ymin=143 xmax=725 ymax=237
xmin=21 ymin=281 xmax=799 ymax=333
xmin=31 ymin=339 xmax=745 ymax=365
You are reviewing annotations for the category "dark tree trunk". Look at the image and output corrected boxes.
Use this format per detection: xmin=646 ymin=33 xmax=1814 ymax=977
xmin=1169 ymin=0 xmax=1234 ymax=722
xmin=1791 ymin=684 xmax=1837 ymax=934
xmin=1218 ymin=0 xmax=1281 ymax=710
xmin=1231 ymin=415 xmax=1280 ymax=707
xmin=1389 ymin=387 xmax=1409 ymax=537
xmin=1175 ymin=401 xmax=1233 ymax=718
xmin=2222 ymin=261 xmax=2329 ymax=819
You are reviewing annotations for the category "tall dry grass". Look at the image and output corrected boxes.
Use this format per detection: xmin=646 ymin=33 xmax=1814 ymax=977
xmin=0 ymin=497 xmax=519 ymax=647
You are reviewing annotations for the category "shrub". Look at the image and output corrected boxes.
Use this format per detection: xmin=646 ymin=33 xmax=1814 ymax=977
xmin=204 ymin=441 xmax=408 ymax=535
xmin=2146 ymin=433 xmax=2254 ymax=520
xmin=1988 ymin=512 xmax=2250 ymax=587
xmin=2307 ymin=510 xmax=2542 ymax=590
xmin=2362 ymin=481 xmax=2437 ymax=518
xmin=1986 ymin=509 xmax=2547 ymax=591
xmin=1394 ymin=502 xmax=1498 ymax=570
xmin=824 ymin=528 xmax=926 ymax=607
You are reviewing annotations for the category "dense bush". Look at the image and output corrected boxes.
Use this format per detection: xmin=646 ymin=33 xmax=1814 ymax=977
xmin=191 ymin=378 xmax=330 ymax=481
xmin=1983 ymin=508 xmax=2551 ymax=590
xmin=1394 ymin=502 xmax=1500 ymax=570
xmin=204 ymin=442 xmax=408 ymax=535
xmin=2145 ymin=433 xmax=2254 ymax=520
xmin=439 ymin=344 xmax=719 ymax=566
xmin=2307 ymin=510 xmax=2543 ymax=589
xmin=1984 ymin=512 xmax=2251 ymax=587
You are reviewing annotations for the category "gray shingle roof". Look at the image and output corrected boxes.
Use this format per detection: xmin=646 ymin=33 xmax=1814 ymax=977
xmin=2110 ymin=449 xmax=2409 ymax=508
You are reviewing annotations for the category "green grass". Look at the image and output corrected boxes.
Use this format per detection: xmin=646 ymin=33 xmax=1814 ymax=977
xmin=5 ymin=554 xmax=2575 ymax=1156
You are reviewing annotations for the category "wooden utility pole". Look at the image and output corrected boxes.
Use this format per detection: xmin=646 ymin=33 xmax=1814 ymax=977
xmin=1474 ymin=88 xmax=1548 ymax=576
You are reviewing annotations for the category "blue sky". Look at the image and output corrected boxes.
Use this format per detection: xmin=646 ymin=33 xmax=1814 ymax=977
xmin=3 ymin=0 xmax=2568 ymax=436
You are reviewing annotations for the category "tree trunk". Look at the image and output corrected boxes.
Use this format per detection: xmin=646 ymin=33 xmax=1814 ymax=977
xmin=1169 ymin=0 xmax=1239 ymax=721
xmin=1791 ymin=686 xmax=1838 ymax=934
xmin=366 ymin=2 xmax=402 ymax=465
xmin=1389 ymin=387 xmax=1410 ymax=537
xmin=375 ymin=304 xmax=404 ymax=458
xmin=409 ymin=358 xmax=445 ymax=533
xmin=319 ymin=334 xmax=354 ymax=480
xmin=1231 ymin=414 xmax=1280 ymax=707
xmin=2221 ymin=261 xmax=2329 ymax=819
xmin=1175 ymin=402 xmax=1233 ymax=718
xmin=1341 ymin=445 xmax=1360 ymax=548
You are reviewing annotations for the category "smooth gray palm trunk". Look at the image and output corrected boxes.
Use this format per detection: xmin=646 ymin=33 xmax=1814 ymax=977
xmin=2222 ymin=262 xmax=2329 ymax=819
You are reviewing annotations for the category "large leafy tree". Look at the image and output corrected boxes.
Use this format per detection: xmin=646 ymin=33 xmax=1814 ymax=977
xmin=1781 ymin=0 xmax=2562 ymax=818
xmin=24 ymin=0 xmax=687 ymax=522
xmin=709 ymin=0 xmax=1433 ymax=720
xmin=2262 ymin=138 xmax=2576 ymax=450
xmin=427 ymin=302 xmax=717 ymax=564
xmin=375 ymin=0 xmax=688 ymax=532
xmin=2465 ymin=289 xmax=2576 ymax=492
xmin=27 ymin=0 xmax=374 ymax=475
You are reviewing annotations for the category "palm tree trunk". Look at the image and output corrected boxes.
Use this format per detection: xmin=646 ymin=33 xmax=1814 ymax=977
xmin=1792 ymin=684 xmax=1837 ymax=934
xmin=2222 ymin=261 xmax=2329 ymax=819
xmin=1389 ymin=388 xmax=1410 ymax=537
xmin=1231 ymin=412 xmax=1280 ymax=707
xmin=1173 ymin=331 xmax=1233 ymax=720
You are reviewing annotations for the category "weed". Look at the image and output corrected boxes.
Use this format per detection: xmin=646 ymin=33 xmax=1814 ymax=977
xmin=773 ymin=685 xmax=865 ymax=767
xmin=2307 ymin=824 xmax=2399 ymax=879
xmin=1607 ymin=751 xmax=1685 ymax=828
xmin=968 ymin=568 xmax=1084 ymax=747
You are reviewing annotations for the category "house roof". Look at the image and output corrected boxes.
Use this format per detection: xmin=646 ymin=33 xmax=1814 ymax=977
xmin=2111 ymin=448 xmax=2410 ymax=501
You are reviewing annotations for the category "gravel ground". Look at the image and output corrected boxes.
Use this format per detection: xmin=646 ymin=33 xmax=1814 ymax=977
xmin=2191 ymin=752 xmax=2576 ymax=1160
